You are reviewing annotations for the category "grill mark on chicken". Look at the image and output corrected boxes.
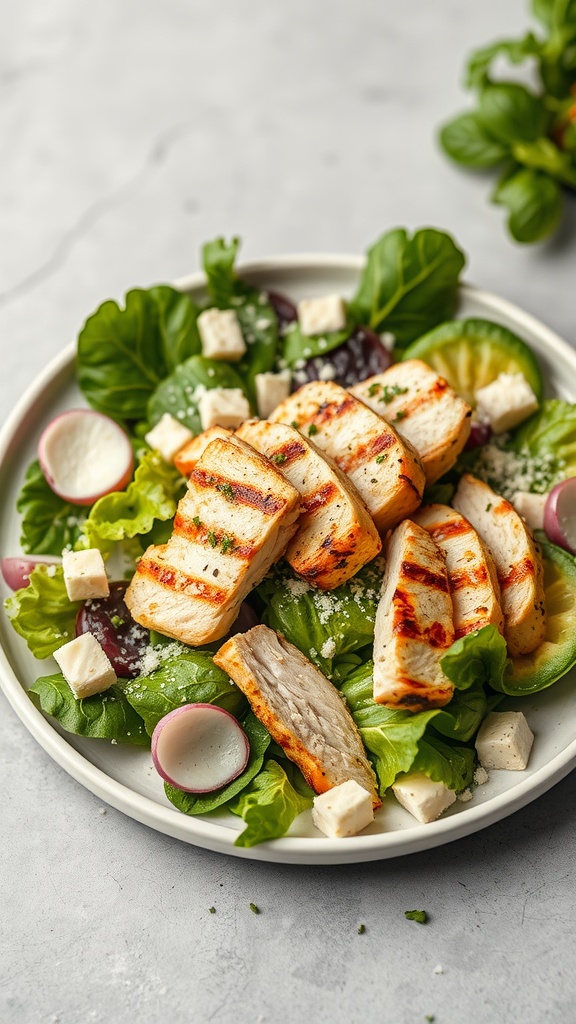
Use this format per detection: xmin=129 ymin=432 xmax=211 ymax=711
xmin=400 ymin=560 xmax=450 ymax=593
xmin=428 ymin=518 xmax=472 ymax=542
xmin=138 ymin=558 xmax=228 ymax=605
xmin=173 ymin=511 xmax=254 ymax=558
xmin=189 ymin=467 xmax=286 ymax=516
xmin=449 ymin=564 xmax=490 ymax=591
xmin=311 ymin=397 xmax=357 ymax=426
xmin=500 ymin=556 xmax=536 ymax=591
xmin=392 ymin=588 xmax=449 ymax=647
xmin=301 ymin=481 xmax=339 ymax=515
xmin=337 ymin=431 xmax=395 ymax=473
xmin=273 ymin=439 xmax=308 ymax=464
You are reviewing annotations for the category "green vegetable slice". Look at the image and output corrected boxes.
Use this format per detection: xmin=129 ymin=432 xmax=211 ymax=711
xmin=401 ymin=318 xmax=544 ymax=406
xmin=494 ymin=542 xmax=576 ymax=696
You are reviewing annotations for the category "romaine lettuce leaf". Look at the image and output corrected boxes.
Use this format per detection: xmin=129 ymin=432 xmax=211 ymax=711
xmin=17 ymin=459 xmax=89 ymax=556
xmin=440 ymin=624 xmax=509 ymax=691
xmin=411 ymin=735 xmax=475 ymax=793
xmin=77 ymin=286 xmax=202 ymax=421
xmin=123 ymin=649 xmax=246 ymax=735
xmin=510 ymin=399 xmax=576 ymax=479
xmin=229 ymin=758 xmax=314 ymax=847
xmin=29 ymin=673 xmax=148 ymax=745
xmin=431 ymin=682 xmax=487 ymax=743
xmin=164 ymin=712 xmax=272 ymax=815
xmin=257 ymin=558 xmax=384 ymax=677
xmin=5 ymin=565 xmax=80 ymax=659
xmin=147 ymin=355 xmax=250 ymax=433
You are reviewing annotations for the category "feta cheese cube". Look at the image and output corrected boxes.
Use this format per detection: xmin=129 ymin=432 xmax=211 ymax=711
xmin=62 ymin=549 xmax=109 ymax=602
xmin=254 ymin=370 xmax=292 ymax=419
xmin=145 ymin=414 xmax=193 ymax=463
xmin=53 ymin=633 xmax=117 ymax=699
xmin=298 ymin=294 xmax=347 ymax=336
xmin=198 ymin=308 xmax=246 ymax=361
xmin=198 ymin=388 xmax=251 ymax=431
xmin=511 ymin=490 xmax=547 ymax=530
xmin=474 ymin=373 xmax=539 ymax=434
xmin=392 ymin=772 xmax=456 ymax=824
xmin=475 ymin=711 xmax=534 ymax=770
xmin=312 ymin=780 xmax=374 ymax=838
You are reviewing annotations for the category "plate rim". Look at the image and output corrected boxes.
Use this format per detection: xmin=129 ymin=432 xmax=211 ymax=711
xmin=1 ymin=253 xmax=576 ymax=865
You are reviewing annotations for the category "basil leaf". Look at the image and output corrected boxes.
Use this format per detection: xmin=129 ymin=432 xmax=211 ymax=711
xmin=17 ymin=459 xmax=88 ymax=556
xmin=230 ymin=758 xmax=313 ymax=847
xmin=440 ymin=113 xmax=509 ymax=168
xmin=5 ymin=565 xmax=80 ymax=659
xmin=477 ymin=83 xmax=548 ymax=144
xmin=77 ymin=286 xmax=201 ymax=421
xmin=29 ymin=674 xmax=148 ymax=746
xmin=123 ymin=649 xmax=246 ymax=736
xmin=164 ymin=712 xmax=272 ymax=814
xmin=351 ymin=227 xmax=466 ymax=347
xmin=492 ymin=166 xmax=562 ymax=242
xmin=147 ymin=354 xmax=250 ymax=432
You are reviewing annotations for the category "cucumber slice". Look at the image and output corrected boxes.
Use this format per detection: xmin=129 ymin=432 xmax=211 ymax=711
xmin=496 ymin=541 xmax=576 ymax=696
xmin=401 ymin=318 xmax=544 ymax=407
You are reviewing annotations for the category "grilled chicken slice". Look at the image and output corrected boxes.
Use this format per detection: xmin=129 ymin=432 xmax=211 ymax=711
xmin=452 ymin=474 xmax=546 ymax=656
xmin=269 ymin=380 xmax=425 ymax=532
xmin=236 ymin=419 xmax=382 ymax=588
xmin=373 ymin=520 xmax=455 ymax=710
xmin=350 ymin=360 xmax=472 ymax=483
xmin=412 ymin=504 xmax=504 ymax=639
xmin=125 ymin=437 xmax=301 ymax=645
xmin=214 ymin=625 xmax=380 ymax=806
xmin=174 ymin=425 xmax=233 ymax=477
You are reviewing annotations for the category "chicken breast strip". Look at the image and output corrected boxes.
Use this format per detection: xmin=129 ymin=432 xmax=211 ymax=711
xmin=173 ymin=425 xmax=232 ymax=477
xmin=214 ymin=625 xmax=381 ymax=806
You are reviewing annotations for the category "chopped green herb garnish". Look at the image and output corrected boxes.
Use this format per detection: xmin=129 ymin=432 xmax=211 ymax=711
xmin=425 ymin=1016 xmax=435 ymax=1022
xmin=395 ymin=410 xmax=407 ymax=421
xmin=271 ymin=453 xmax=287 ymax=465
xmin=110 ymin=615 xmax=125 ymax=629
xmin=192 ymin=516 xmax=202 ymax=527
xmin=380 ymin=384 xmax=408 ymax=404
xmin=209 ymin=907 xmax=216 ymax=914
xmin=308 ymin=424 xmax=319 ymax=437
xmin=207 ymin=530 xmax=218 ymax=548
xmin=217 ymin=482 xmax=236 ymax=501
xmin=367 ymin=382 xmax=382 ymax=397
xmin=357 ymin=923 xmax=366 ymax=934
xmin=375 ymin=453 xmax=387 ymax=464
xmin=405 ymin=910 xmax=428 ymax=924
xmin=486 ymin=502 xmax=492 ymax=512
xmin=290 ymin=421 xmax=299 ymax=430
xmin=221 ymin=536 xmax=235 ymax=554
xmin=249 ymin=902 xmax=260 ymax=915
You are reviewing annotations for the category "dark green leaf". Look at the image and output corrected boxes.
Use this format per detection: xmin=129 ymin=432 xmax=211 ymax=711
xmin=230 ymin=758 xmax=313 ymax=847
xmin=202 ymin=237 xmax=241 ymax=306
xmin=431 ymin=683 xmax=488 ymax=742
xmin=492 ymin=166 xmax=562 ymax=242
xmin=148 ymin=285 xmax=202 ymax=371
xmin=440 ymin=112 xmax=509 ymax=167
xmin=281 ymin=318 xmax=354 ymax=367
xmin=466 ymin=33 xmax=543 ymax=90
xmin=29 ymin=674 xmax=148 ymax=745
xmin=17 ymin=459 xmax=88 ymax=556
xmin=5 ymin=566 xmax=80 ymax=659
xmin=478 ymin=83 xmax=548 ymax=144
xmin=147 ymin=354 xmax=250 ymax=432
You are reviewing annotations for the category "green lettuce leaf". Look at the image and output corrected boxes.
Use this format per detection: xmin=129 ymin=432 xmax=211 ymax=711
xmin=411 ymin=735 xmax=475 ymax=793
xmin=257 ymin=558 xmax=384 ymax=677
xmin=17 ymin=460 xmax=89 ymax=556
xmin=147 ymin=355 xmax=250 ymax=433
xmin=440 ymin=624 xmax=509 ymax=691
xmin=350 ymin=227 xmax=466 ymax=347
xmin=431 ymin=683 xmax=488 ymax=743
xmin=5 ymin=565 xmax=80 ymax=659
xmin=281 ymin=318 xmax=355 ymax=367
xmin=510 ymin=399 xmax=576 ymax=478
xmin=29 ymin=674 xmax=148 ymax=745
xmin=123 ymin=649 xmax=246 ymax=736
xmin=77 ymin=286 xmax=202 ymax=421
xmin=164 ymin=712 xmax=272 ymax=814
xmin=229 ymin=758 xmax=314 ymax=847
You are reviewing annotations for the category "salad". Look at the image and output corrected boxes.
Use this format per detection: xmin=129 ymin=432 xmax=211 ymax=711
xmin=2 ymin=227 xmax=576 ymax=848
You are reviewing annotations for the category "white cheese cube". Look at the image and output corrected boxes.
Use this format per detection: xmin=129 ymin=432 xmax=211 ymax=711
xmin=511 ymin=491 xmax=547 ymax=530
xmin=392 ymin=772 xmax=456 ymax=824
xmin=312 ymin=780 xmax=374 ymax=838
xmin=298 ymin=294 xmax=347 ymax=336
xmin=53 ymin=633 xmax=117 ymax=699
xmin=254 ymin=370 xmax=292 ymax=419
xmin=62 ymin=549 xmax=109 ymax=602
xmin=474 ymin=373 xmax=539 ymax=434
xmin=198 ymin=308 xmax=246 ymax=361
xmin=198 ymin=388 xmax=251 ymax=431
xmin=145 ymin=413 xmax=193 ymax=463
xmin=475 ymin=711 xmax=534 ymax=770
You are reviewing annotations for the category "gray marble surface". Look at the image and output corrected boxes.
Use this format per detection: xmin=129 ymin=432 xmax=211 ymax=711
xmin=1 ymin=2 xmax=576 ymax=1022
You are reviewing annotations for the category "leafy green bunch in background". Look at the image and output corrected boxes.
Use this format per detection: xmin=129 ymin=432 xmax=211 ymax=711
xmin=440 ymin=0 xmax=576 ymax=243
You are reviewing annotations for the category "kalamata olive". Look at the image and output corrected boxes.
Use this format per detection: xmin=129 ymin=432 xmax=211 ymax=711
xmin=267 ymin=290 xmax=298 ymax=330
xmin=75 ymin=581 xmax=149 ymax=678
xmin=465 ymin=420 xmax=493 ymax=451
xmin=296 ymin=326 xmax=392 ymax=390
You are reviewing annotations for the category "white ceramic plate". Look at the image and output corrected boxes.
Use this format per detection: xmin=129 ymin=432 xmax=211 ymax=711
xmin=1 ymin=255 xmax=575 ymax=865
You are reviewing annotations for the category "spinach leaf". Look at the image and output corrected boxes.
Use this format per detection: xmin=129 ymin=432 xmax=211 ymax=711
xmin=147 ymin=354 xmax=250 ymax=432
xmin=478 ymin=83 xmax=549 ymax=144
xmin=510 ymin=137 xmax=576 ymax=188
xmin=230 ymin=758 xmax=314 ymax=847
xmin=492 ymin=166 xmax=563 ymax=242
xmin=439 ymin=113 xmax=509 ymax=168
xmin=351 ymin=228 xmax=466 ymax=348
xmin=203 ymin=237 xmax=241 ymax=306
xmin=29 ymin=674 xmax=148 ymax=745
xmin=281 ymin=318 xmax=354 ymax=367
xmin=77 ymin=286 xmax=201 ymax=421
xmin=5 ymin=565 xmax=80 ymax=659
xmin=466 ymin=33 xmax=543 ymax=90
xmin=17 ymin=459 xmax=88 ymax=555
xmin=164 ymin=713 xmax=271 ymax=814
xmin=124 ymin=649 xmax=246 ymax=735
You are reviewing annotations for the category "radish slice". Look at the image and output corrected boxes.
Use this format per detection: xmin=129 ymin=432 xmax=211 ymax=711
xmin=38 ymin=409 xmax=134 ymax=506
xmin=544 ymin=478 xmax=576 ymax=554
xmin=1 ymin=556 xmax=61 ymax=590
xmin=151 ymin=704 xmax=250 ymax=793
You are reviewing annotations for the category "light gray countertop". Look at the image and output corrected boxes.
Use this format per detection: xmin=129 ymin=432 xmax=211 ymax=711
xmin=1 ymin=2 xmax=575 ymax=1022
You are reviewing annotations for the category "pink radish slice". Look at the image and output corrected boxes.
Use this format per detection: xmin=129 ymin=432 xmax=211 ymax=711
xmin=1 ymin=556 xmax=61 ymax=590
xmin=38 ymin=409 xmax=133 ymax=506
xmin=151 ymin=704 xmax=250 ymax=793
xmin=544 ymin=478 xmax=576 ymax=554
